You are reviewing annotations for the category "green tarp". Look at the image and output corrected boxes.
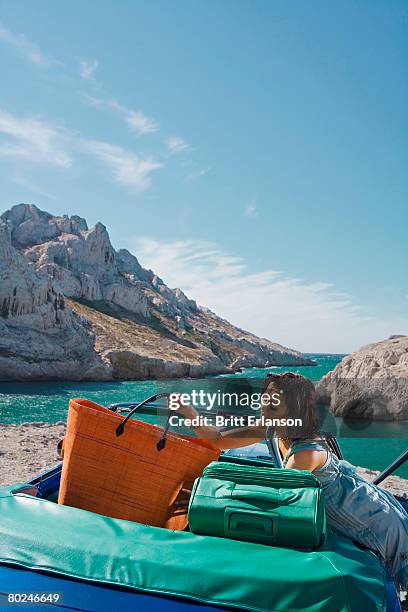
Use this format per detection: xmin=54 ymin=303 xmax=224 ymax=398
xmin=0 ymin=486 xmax=386 ymax=612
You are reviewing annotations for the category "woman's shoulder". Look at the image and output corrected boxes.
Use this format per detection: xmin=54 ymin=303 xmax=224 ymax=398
xmin=286 ymin=448 xmax=328 ymax=471
xmin=289 ymin=438 xmax=328 ymax=452
xmin=285 ymin=438 xmax=329 ymax=471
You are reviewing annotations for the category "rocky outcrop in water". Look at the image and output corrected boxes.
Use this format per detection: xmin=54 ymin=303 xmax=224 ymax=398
xmin=0 ymin=203 xmax=315 ymax=381
xmin=317 ymin=336 xmax=408 ymax=420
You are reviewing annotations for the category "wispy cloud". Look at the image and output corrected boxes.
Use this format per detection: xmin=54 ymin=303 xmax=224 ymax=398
xmin=11 ymin=172 xmax=58 ymax=201
xmin=132 ymin=238 xmax=407 ymax=353
xmin=245 ymin=198 xmax=258 ymax=218
xmin=79 ymin=58 xmax=98 ymax=80
xmin=0 ymin=108 xmax=162 ymax=191
xmin=125 ymin=110 xmax=158 ymax=136
xmin=84 ymin=95 xmax=158 ymax=135
xmin=0 ymin=21 xmax=52 ymax=67
xmin=80 ymin=140 xmax=162 ymax=190
xmin=0 ymin=109 xmax=72 ymax=167
xmin=186 ymin=167 xmax=211 ymax=181
xmin=166 ymin=136 xmax=189 ymax=154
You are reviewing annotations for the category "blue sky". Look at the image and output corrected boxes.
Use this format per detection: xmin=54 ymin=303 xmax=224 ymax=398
xmin=0 ymin=0 xmax=407 ymax=353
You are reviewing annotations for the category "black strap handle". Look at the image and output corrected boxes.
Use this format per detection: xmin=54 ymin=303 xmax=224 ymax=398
xmin=320 ymin=431 xmax=343 ymax=460
xmin=373 ymin=448 xmax=408 ymax=486
xmin=115 ymin=392 xmax=172 ymax=451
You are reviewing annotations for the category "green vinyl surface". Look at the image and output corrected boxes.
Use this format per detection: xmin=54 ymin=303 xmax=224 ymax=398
xmin=0 ymin=485 xmax=386 ymax=612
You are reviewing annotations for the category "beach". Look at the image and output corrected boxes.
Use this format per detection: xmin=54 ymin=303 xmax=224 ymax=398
xmin=1 ymin=422 xmax=407 ymax=496
xmin=0 ymin=422 xmax=65 ymax=487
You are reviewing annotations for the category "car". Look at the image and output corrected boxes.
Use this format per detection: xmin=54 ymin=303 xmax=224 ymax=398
xmin=0 ymin=396 xmax=404 ymax=612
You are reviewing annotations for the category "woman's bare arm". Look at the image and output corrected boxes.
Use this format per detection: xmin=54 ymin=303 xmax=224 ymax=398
xmin=202 ymin=426 xmax=265 ymax=450
xmin=173 ymin=399 xmax=265 ymax=450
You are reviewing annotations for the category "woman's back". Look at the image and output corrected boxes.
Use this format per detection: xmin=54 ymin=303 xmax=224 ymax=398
xmin=284 ymin=439 xmax=408 ymax=590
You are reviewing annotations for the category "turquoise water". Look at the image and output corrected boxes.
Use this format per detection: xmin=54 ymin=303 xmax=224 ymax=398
xmin=0 ymin=354 xmax=341 ymax=424
xmin=0 ymin=353 xmax=407 ymax=477
xmin=225 ymin=353 xmax=344 ymax=382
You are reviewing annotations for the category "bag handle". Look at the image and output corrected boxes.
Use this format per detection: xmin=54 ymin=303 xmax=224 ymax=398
xmin=231 ymin=484 xmax=282 ymax=504
xmin=115 ymin=393 xmax=172 ymax=451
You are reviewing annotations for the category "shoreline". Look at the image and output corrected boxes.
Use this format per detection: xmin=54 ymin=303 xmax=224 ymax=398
xmin=0 ymin=360 xmax=318 ymax=384
xmin=0 ymin=423 xmax=407 ymax=496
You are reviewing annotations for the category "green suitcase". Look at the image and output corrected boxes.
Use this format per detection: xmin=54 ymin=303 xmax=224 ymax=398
xmin=188 ymin=462 xmax=326 ymax=549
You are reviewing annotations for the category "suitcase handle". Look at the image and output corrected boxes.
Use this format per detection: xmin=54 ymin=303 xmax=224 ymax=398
xmin=225 ymin=508 xmax=279 ymax=543
xmin=231 ymin=484 xmax=284 ymax=505
xmin=115 ymin=393 xmax=171 ymax=451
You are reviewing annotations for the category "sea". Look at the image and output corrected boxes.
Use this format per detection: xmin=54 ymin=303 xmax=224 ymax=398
xmin=0 ymin=353 xmax=407 ymax=477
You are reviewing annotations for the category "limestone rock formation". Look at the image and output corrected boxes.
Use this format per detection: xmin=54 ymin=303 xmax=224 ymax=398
xmin=0 ymin=222 xmax=106 ymax=380
xmin=0 ymin=203 xmax=315 ymax=381
xmin=317 ymin=336 xmax=408 ymax=420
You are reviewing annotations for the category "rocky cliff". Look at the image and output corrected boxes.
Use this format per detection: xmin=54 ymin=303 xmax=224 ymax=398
xmin=317 ymin=336 xmax=408 ymax=420
xmin=0 ymin=221 xmax=105 ymax=380
xmin=0 ymin=203 xmax=315 ymax=381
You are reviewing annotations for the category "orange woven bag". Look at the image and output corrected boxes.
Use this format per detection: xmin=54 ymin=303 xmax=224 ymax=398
xmin=58 ymin=398 xmax=220 ymax=529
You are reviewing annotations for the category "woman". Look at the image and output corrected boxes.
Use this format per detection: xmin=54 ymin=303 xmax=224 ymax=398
xmin=174 ymin=373 xmax=408 ymax=590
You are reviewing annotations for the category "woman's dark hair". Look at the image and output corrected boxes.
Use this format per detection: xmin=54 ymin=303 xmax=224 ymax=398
xmin=261 ymin=372 xmax=319 ymax=440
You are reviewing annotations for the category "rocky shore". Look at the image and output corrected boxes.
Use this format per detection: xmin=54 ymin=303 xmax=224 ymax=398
xmin=0 ymin=422 xmax=66 ymax=486
xmin=0 ymin=423 xmax=407 ymax=497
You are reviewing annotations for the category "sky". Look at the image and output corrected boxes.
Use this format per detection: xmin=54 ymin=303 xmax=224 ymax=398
xmin=0 ymin=0 xmax=407 ymax=354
